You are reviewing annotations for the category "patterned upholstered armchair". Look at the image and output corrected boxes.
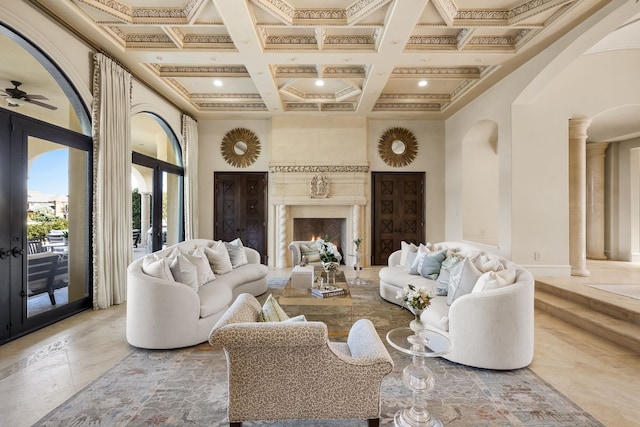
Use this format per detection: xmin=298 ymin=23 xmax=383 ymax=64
xmin=209 ymin=293 xmax=394 ymax=427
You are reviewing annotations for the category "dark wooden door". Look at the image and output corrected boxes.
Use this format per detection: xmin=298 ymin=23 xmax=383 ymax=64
xmin=214 ymin=172 xmax=267 ymax=264
xmin=372 ymin=172 xmax=425 ymax=265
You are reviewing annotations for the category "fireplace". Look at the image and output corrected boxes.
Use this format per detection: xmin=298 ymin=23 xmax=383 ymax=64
xmin=294 ymin=218 xmax=346 ymax=263
xmin=269 ymin=165 xmax=369 ymax=268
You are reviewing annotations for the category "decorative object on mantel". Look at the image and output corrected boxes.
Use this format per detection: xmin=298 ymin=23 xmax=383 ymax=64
xmin=378 ymin=127 xmax=418 ymax=167
xmin=269 ymin=165 xmax=369 ymax=173
xmin=220 ymin=127 xmax=261 ymax=168
xmin=310 ymin=172 xmax=329 ymax=198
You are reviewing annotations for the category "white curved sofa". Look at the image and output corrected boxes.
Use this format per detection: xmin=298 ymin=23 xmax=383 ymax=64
xmin=379 ymin=241 xmax=534 ymax=370
xmin=127 ymin=239 xmax=268 ymax=349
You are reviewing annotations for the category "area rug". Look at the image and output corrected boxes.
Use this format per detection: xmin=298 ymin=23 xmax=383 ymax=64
xmin=588 ymin=284 xmax=640 ymax=300
xmin=34 ymin=343 xmax=604 ymax=427
xmin=266 ymin=276 xmax=289 ymax=288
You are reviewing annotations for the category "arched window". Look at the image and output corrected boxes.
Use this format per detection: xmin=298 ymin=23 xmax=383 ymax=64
xmin=0 ymin=24 xmax=92 ymax=342
xmin=131 ymin=112 xmax=184 ymax=254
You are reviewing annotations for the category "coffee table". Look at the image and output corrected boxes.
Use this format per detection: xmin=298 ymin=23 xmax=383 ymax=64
xmin=279 ymin=268 xmax=353 ymax=336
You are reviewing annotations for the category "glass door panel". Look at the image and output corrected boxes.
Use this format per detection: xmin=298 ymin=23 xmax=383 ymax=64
xmin=132 ymin=164 xmax=154 ymax=255
xmin=27 ymin=137 xmax=89 ymax=317
xmin=163 ymin=171 xmax=183 ymax=248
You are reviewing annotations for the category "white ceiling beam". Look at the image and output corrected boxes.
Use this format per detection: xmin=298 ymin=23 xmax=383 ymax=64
xmin=356 ymin=0 xmax=430 ymax=113
xmin=214 ymin=0 xmax=283 ymax=112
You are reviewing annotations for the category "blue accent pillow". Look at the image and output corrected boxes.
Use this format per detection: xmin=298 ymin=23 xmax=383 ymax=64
xmin=419 ymin=250 xmax=447 ymax=279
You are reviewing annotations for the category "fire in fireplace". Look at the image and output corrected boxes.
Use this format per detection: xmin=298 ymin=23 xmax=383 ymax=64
xmin=293 ymin=218 xmax=346 ymax=263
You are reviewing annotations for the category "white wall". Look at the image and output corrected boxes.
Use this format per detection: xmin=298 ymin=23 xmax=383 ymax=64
xmin=197 ymin=117 xmax=446 ymax=264
xmin=197 ymin=119 xmax=271 ymax=240
xmin=368 ymin=119 xmax=446 ymax=243
xmin=445 ymin=0 xmax=639 ymax=275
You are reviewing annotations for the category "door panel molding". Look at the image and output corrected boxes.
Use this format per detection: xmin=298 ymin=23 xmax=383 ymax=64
xmin=372 ymin=172 xmax=425 ymax=265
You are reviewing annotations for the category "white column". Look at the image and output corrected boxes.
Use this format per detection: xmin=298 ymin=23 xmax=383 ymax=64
xmin=586 ymin=142 xmax=609 ymax=260
xmin=569 ymin=118 xmax=591 ymax=277
xmin=352 ymin=204 xmax=361 ymax=244
xmin=277 ymin=204 xmax=288 ymax=268
xmin=141 ymin=192 xmax=151 ymax=248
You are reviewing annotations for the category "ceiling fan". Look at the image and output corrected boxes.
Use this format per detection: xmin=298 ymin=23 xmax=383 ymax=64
xmin=2 ymin=80 xmax=57 ymax=110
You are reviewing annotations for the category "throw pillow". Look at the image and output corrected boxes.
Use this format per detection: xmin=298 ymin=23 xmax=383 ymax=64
xmin=496 ymin=267 xmax=517 ymax=285
xmin=283 ymin=314 xmax=307 ymax=322
xmin=437 ymin=254 xmax=464 ymax=288
xmin=141 ymin=255 xmax=174 ymax=281
xmin=169 ymin=252 xmax=199 ymax=291
xmin=418 ymin=249 xmax=447 ymax=279
xmin=408 ymin=244 xmax=431 ymax=275
xmin=400 ymin=241 xmax=418 ymax=271
xmin=473 ymin=254 xmax=505 ymax=273
xmin=258 ymin=294 xmax=290 ymax=322
xmin=447 ymin=257 xmax=483 ymax=305
xmin=472 ymin=271 xmax=508 ymax=293
xmin=204 ymin=241 xmax=233 ymax=275
xmin=300 ymin=241 xmax=322 ymax=262
xmin=225 ymin=240 xmax=248 ymax=268
xmin=184 ymin=246 xmax=215 ymax=286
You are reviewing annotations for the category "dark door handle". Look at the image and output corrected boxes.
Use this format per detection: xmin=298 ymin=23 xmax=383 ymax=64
xmin=0 ymin=248 xmax=9 ymax=259
xmin=11 ymin=247 xmax=24 ymax=257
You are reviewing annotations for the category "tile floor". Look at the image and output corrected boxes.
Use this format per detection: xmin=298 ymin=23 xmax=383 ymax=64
xmin=0 ymin=262 xmax=639 ymax=427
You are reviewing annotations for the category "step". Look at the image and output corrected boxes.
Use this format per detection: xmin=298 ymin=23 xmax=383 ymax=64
xmin=536 ymin=280 xmax=640 ymax=326
xmin=535 ymin=288 xmax=640 ymax=354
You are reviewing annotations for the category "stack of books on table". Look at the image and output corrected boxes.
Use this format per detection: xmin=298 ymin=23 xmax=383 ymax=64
xmin=311 ymin=285 xmax=345 ymax=298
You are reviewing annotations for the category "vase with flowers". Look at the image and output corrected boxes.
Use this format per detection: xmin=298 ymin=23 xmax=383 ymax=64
xmin=319 ymin=235 xmax=341 ymax=285
xmin=353 ymin=237 xmax=363 ymax=253
xmin=396 ymin=284 xmax=434 ymax=334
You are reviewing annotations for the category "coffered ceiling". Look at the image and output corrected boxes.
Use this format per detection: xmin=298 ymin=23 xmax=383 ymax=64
xmin=25 ymin=0 xmax=614 ymax=119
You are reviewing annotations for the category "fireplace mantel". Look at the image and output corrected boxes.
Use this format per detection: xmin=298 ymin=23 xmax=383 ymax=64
xmin=269 ymin=165 xmax=369 ymax=267
xmin=269 ymin=165 xmax=369 ymax=207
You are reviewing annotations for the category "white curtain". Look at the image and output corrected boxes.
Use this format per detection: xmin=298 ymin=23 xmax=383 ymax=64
xmin=182 ymin=114 xmax=199 ymax=240
xmin=91 ymin=53 xmax=132 ymax=309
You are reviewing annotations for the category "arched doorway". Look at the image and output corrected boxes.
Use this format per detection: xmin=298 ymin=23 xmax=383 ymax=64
xmin=131 ymin=112 xmax=184 ymax=255
xmin=0 ymin=25 xmax=92 ymax=344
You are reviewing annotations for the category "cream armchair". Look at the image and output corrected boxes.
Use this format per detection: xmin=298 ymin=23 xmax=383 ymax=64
xmin=209 ymin=293 xmax=394 ymax=427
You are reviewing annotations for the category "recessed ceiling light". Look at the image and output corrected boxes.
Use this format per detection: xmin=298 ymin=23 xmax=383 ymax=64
xmin=418 ymin=80 xmax=428 ymax=87
xmin=315 ymin=79 xmax=325 ymax=87
xmin=213 ymin=80 xmax=223 ymax=87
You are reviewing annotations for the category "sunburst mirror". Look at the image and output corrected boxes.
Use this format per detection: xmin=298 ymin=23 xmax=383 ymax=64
xmin=220 ymin=128 xmax=261 ymax=168
xmin=378 ymin=127 xmax=418 ymax=167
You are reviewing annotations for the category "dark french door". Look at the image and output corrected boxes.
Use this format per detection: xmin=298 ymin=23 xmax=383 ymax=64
xmin=372 ymin=172 xmax=425 ymax=265
xmin=132 ymin=151 xmax=184 ymax=252
xmin=214 ymin=172 xmax=267 ymax=264
xmin=1 ymin=110 xmax=92 ymax=344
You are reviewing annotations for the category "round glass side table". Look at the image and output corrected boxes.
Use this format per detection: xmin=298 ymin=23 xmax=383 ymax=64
xmin=386 ymin=327 xmax=451 ymax=427
xmin=347 ymin=252 xmax=368 ymax=285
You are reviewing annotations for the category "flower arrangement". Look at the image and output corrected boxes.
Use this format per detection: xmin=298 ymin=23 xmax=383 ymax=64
xmin=319 ymin=236 xmax=342 ymax=272
xmin=318 ymin=235 xmax=341 ymax=266
xmin=396 ymin=284 xmax=434 ymax=315
xmin=353 ymin=237 xmax=363 ymax=252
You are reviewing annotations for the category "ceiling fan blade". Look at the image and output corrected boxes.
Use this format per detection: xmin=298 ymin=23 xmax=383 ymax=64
xmin=25 ymin=94 xmax=49 ymax=100
xmin=25 ymin=99 xmax=58 ymax=110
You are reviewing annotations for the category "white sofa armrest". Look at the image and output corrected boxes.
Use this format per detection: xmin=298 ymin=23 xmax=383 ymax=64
xmin=243 ymin=246 xmax=261 ymax=264
xmin=126 ymin=265 xmax=202 ymax=349
xmin=387 ymin=250 xmax=402 ymax=267
xmin=446 ymin=280 xmax=534 ymax=370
